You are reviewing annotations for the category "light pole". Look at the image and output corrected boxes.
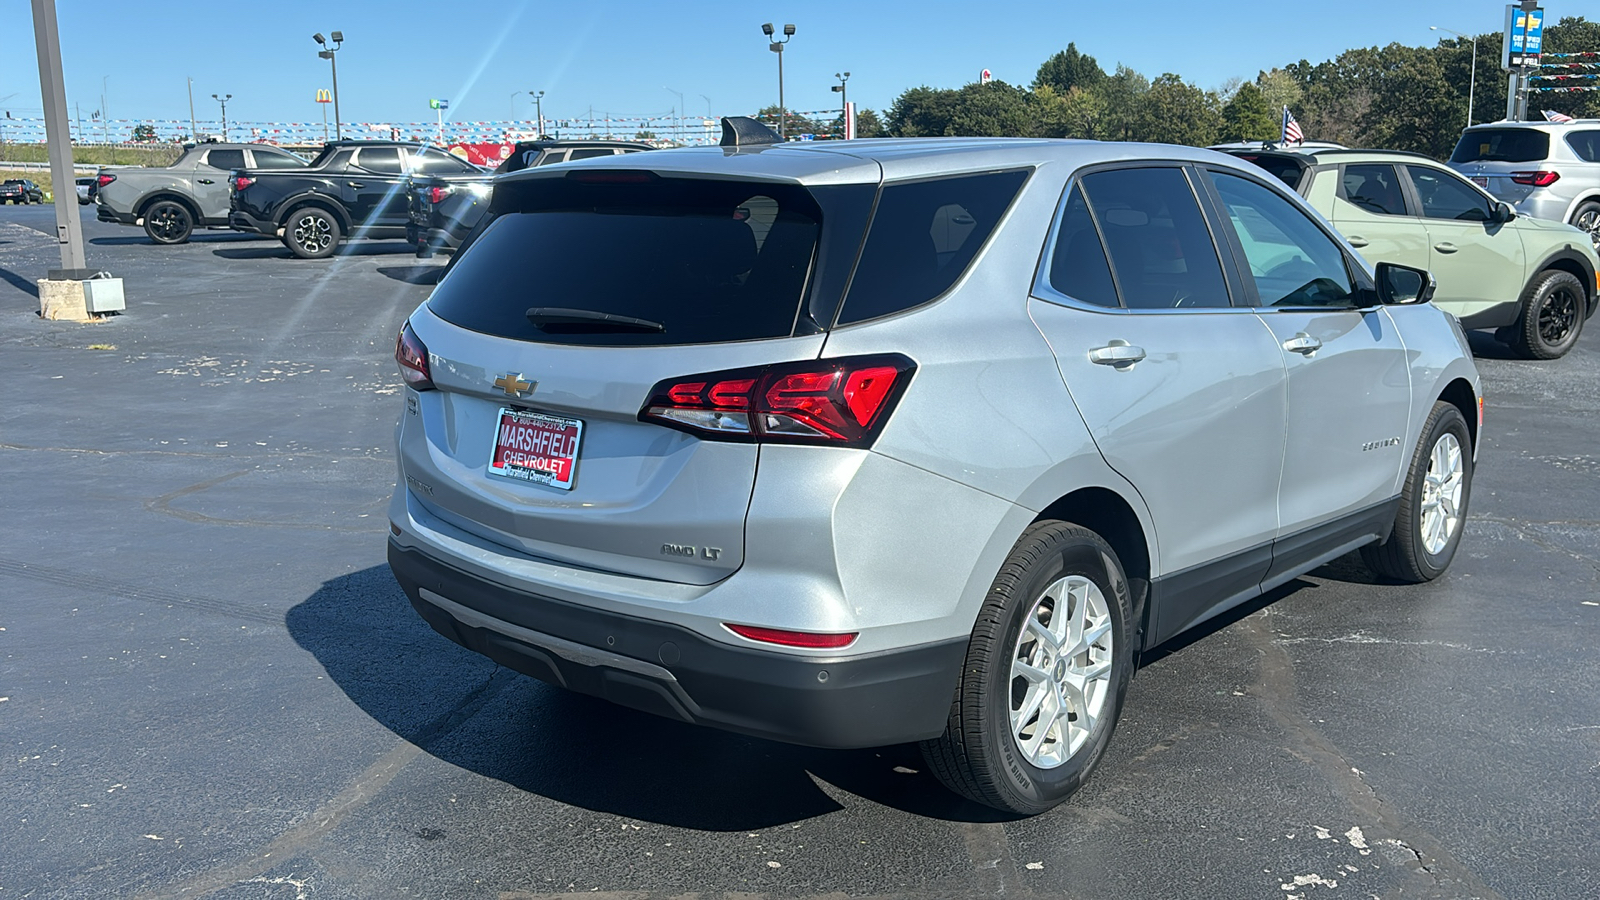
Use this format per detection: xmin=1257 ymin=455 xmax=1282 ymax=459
xmin=313 ymin=31 xmax=344 ymax=140
xmin=1431 ymin=25 xmax=1478 ymax=128
xmin=665 ymin=86 xmax=684 ymax=144
xmin=831 ymin=72 xmax=850 ymax=138
xmin=212 ymin=93 xmax=231 ymax=142
xmin=531 ymin=90 xmax=545 ymax=138
xmin=761 ymin=23 xmax=796 ymax=139
xmin=186 ymin=77 xmax=197 ymax=142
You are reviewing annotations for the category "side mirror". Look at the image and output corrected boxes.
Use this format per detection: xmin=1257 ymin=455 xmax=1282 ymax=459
xmin=1494 ymin=201 xmax=1517 ymax=223
xmin=1374 ymin=261 xmax=1435 ymax=306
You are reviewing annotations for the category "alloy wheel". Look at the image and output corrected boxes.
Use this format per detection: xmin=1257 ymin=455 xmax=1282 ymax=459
xmin=1420 ymin=432 xmax=1465 ymax=556
xmin=1538 ymin=286 xmax=1580 ymax=347
xmin=293 ymin=214 xmax=333 ymax=253
xmin=150 ymin=207 xmax=186 ymax=240
xmin=1576 ymin=209 xmax=1600 ymax=251
xmin=1009 ymin=574 xmax=1114 ymax=768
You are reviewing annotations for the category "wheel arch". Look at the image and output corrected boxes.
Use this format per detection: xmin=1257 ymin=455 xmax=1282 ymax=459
xmin=276 ymin=195 xmax=351 ymax=230
xmin=1528 ymin=245 xmax=1598 ymax=318
xmin=135 ymin=191 xmax=199 ymax=221
xmin=1436 ymin=377 xmax=1480 ymax=457
xmin=1034 ymin=486 xmax=1154 ymax=653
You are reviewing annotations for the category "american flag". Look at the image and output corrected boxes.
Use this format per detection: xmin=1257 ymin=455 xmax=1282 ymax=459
xmin=1543 ymin=109 xmax=1575 ymax=123
xmin=1281 ymin=107 xmax=1303 ymax=144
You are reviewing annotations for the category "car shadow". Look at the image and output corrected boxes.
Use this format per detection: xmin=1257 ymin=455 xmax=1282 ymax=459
xmin=89 ymin=233 xmax=267 ymax=247
xmin=213 ymin=242 xmax=418 ymax=261
xmin=0 ymin=265 xmax=40 ymax=298
xmin=285 ymin=565 xmax=1017 ymax=830
xmin=1466 ymin=330 xmax=1519 ymax=361
xmin=375 ymin=265 xmax=443 ymax=285
xmin=1137 ymin=577 xmax=1315 ymax=668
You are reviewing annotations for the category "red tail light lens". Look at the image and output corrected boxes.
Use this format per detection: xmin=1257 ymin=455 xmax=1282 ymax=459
xmin=426 ymin=185 xmax=452 ymax=204
xmin=394 ymin=322 xmax=434 ymax=390
xmin=1510 ymin=170 xmax=1560 ymax=187
xmin=96 ymin=173 xmax=116 ymax=187
xmin=724 ymin=624 xmax=858 ymax=649
xmin=233 ymin=176 xmax=254 ymax=191
xmin=640 ymin=354 xmax=915 ymax=447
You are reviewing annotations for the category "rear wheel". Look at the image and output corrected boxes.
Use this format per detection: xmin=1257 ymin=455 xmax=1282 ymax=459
xmin=1509 ymin=269 xmax=1585 ymax=360
xmin=1571 ymin=200 xmax=1600 ymax=252
xmin=285 ymin=207 xmax=341 ymax=259
xmin=1361 ymin=402 xmax=1473 ymax=583
xmin=143 ymin=200 xmax=193 ymax=244
xmin=921 ymin=521 xmax=1134 ymax=815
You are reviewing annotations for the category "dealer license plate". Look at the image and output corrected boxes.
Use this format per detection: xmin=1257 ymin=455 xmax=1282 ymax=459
xmin=1471 ymin=176 xmax=1490 ymax=189
xmin=488 ymin=408 xmax=583 ymax=490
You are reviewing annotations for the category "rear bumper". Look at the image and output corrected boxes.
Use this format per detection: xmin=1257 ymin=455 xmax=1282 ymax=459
xmin=229 ymin=210 xmax=277 ymax=235
xmin=97 ymin=205 xmax=136 ymax=225
xmin=387 ymin=541 xmax=965 ymax=749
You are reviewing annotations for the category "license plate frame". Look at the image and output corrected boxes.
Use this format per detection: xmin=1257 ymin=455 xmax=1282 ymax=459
xmin=487 ymin=408 xmax=584 ymax=491
xmin=1471 ymin=176 xmax=1490 ymax=189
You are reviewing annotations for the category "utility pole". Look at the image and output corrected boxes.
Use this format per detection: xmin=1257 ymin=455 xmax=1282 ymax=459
xmin=212 ymin=94 xmax=231 ymax=142
xmin=187 ymin=77 xmax=198 ymax=141
xmin=29 ymin=0 xmax=89 ymax=275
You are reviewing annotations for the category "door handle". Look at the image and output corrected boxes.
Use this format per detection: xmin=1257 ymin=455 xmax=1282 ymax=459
xmin=1088 ymin=340 xmax=1146 ymax=368
xmin=1346 ymin=236 xmax=1369 ymax=248
xmin=1283 ymin=332 xmax=1322 ymax=355
xmin=196 ymin=179 xmax=214 ymax=184
xmin=1434 ymin=242 xmax=1458 ymax=254
xmin=347 ymin=181 xmax=365 ymax=188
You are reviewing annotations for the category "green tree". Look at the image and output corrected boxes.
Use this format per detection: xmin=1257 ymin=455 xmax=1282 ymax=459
xmin=755 ymin=104 xmax=825 ymax=138
xmin=1033 ymin=43 xmax=1106 ymax=94
xmin=1095 ymin=65 xmax=1151 ymax=141
xmin=1220 ymin=82 xmax=1277 ymax=142
xmin=1137 ymin=74 xmax=1221 ymax=146
xmin=886 ymin=86 xmax=961 ymax=136
xmin=1255 ymin=68 xmax=1304 ymax=118
xmin=1360 ymin=44 xmax=1459 ymax=157
xmin=1032 ymin=84 xmax=1106 ymax=139
xmin=947 ymin=81 xmax=1034 ymax=136
xmin=854 ymin=107 xmax=887 ymax=138
xmin=131 ymin=123 xmax=157 ymax=143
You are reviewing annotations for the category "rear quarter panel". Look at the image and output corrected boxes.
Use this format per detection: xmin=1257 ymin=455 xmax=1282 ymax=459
xmin=1385 ymin=305 xmax=1483 ymax=462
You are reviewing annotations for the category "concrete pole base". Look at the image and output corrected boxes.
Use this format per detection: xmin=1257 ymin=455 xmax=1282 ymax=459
xmin=38 ymin=278 xmax=92 ymax=322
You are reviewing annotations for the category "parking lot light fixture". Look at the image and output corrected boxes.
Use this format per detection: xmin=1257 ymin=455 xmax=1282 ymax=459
xmin=1431 ymin=25 xmax=1478 ymax=128
xmin=832 ymin=72 xmax=850 ymax=138
xmin=532 ymin=90 xmax=545 ymax=138
xmin=762 ymin=23 xmax=796 ymax=139
xmin=314 ymin=31 xmax=344 ymax=141
xmin=211 ymin=93 xmax=231 ymax=142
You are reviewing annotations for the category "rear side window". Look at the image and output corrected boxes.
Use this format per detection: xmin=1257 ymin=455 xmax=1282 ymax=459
xmin=1339 ymin=164 xmax=1409 ymax=215
xmin=1567 ymin=131 xmax=1600 ymax=163
xmin=837 ymin=170 xmax=1029 ymax=325
xmin=535 ymin=150 xmax=569 ymax=166
xmin=1234 ymin=154 xmax=1306 ymax=189
xmin=357 ymin=148 xmax=403 ymax=174
xmin=1079 ymin=166 xmax=1232 ymax=309
xmin=1451 ymin=129 xmax=1550 ymax=163
xmin=428 ymin=178 xmax=865 ymax=346
xmin=203 ymin=148 xmax=246 ymax=170
xmin=410 ymin=149 xmax=476 ymax=173
xmin=567 ymin=148 xmax=617 ymax=160
xmin=1044 ymin=186 xmax=1119 ymax=308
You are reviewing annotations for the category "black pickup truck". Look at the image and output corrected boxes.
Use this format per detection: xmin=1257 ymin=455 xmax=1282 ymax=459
xmin=229 ymin=140 xmax=482 ymax=258
xmin=406 ymin=139 xmax=654 ymax=257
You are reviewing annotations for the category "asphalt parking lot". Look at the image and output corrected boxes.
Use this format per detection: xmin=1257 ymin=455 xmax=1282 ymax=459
xmin=1 ymin=203 xmax=1597 ymax=900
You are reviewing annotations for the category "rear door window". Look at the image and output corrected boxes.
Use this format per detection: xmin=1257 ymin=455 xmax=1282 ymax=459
xmin=410 ymin=149 xmax=476 ymax=173
xmin=1078 ymin=166 xmax=1233 ymax=309
xmin=1041 ymin=185 xmax=1119 ymax=308
xmin=356 ymin=148 xmax=404 ymax=174
xmin=203 ymin=148 xmax=246 ymax=170
xmin=1406 ymin=165 xmax=1493 ymax=221
xmin=249 ymin=149 xmax=307 ymax=169
xmin=1450 ymin=129 xmax=1550 ymax=163
xmin=428 ymin=177 xmax=865 ymax=346
xmin=1338 ymin=164 xmax=1409 ymax=215
xmin=1566 ymin=130 xmax=1600 ymax=162
xmin=836 ymin=169 xmax=1029 ymax=325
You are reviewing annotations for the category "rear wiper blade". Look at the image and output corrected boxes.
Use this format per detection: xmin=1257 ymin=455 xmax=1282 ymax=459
xmin=525 ymin=307 xmax=665 ymax=333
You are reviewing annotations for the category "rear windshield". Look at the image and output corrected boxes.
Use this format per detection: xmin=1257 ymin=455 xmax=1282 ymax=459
xmin=427 ymin=176 xmax=874 ymax=346
xmin=1231 ymin=154 xmax=1306 ymax=190
xmin=1451 ymin=129 xmax=1551 ymax=163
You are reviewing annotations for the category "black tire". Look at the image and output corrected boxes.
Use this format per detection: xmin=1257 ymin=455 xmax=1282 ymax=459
xmin=284 ymin=206 xmax=341 ymax=259
xmin=1571 ymin=200 xmax=1600 ymax=252
xmin=1361 ymin=402 xmax=1473 ymax=584
xmin=1509 ymin=269 xmax=1586 ymax=360
xmin=921 ymin=521 xmax=1134 ymax=815
xmin=143 ymin=200 xmax=194 ymax=245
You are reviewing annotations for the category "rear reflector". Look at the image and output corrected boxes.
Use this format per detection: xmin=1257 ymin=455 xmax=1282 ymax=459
xmin=1509 ymin=170 xmax=1560 ymax=187
xmin=725 ymin=624 xmax=858 ymax=649
xmin=395 ymin=322 xmax=433 ymax=390
xmin=640 ymin=354 xmax=915 ymax=448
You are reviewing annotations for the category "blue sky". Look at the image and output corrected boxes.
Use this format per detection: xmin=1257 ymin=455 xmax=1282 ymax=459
xmin=0 ymin=1 xmax=1528 ymax=130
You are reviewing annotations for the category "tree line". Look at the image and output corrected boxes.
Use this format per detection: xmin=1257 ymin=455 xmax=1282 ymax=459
xmin=838 ymin=17 xmax=1600 ymax=159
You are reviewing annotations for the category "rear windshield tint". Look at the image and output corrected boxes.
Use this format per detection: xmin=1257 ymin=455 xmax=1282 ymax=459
xmin=1451 ymin=129 xmax=1550 ymax=163
xmin=1567 ymin=130 xmax=1600 ymax=163
xmin=426 ymin=177 xmax=872 ymax=346
xmin=1232 ymin=154 xmax=1306 ymax=190
xmin=836 ymin=169 xmax=1030 ymax=325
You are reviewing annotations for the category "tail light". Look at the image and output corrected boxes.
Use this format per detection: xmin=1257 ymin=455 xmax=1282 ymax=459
xmin=394 ymin=322 xmax=434 ymax=390
xmin=1510 ymin=171 xmax=1560 ymax=187
xmin=640 ymin=354 xmax=915 ymax=447
xmin=96 ymin=173 xmax=116 ymax=187
xmin=426 ymin=185 xmax=452 ymax=204
xmin=233 ymin=176 xmax=254 ymax=191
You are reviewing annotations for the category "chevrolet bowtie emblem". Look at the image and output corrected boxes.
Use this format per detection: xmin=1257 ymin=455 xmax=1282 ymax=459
xmin=492 ymin=373 xmax=536 ymax=397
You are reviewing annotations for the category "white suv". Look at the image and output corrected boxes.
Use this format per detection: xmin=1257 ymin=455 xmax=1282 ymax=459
xmin=1449 ymin=120 xmax=1600 ymax=249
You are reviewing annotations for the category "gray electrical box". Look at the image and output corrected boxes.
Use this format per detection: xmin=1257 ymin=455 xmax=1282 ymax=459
xmin=82 ymin=277 xmax=126 ymax=314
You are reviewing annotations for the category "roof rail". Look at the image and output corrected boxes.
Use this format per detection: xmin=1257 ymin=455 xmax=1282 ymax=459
xmin=719 ymin=116 xmax=783 ymax=149
xmin=1299 ymin=148 xmax=1441 ymax=161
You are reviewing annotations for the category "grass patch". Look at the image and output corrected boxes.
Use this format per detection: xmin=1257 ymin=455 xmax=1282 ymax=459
xmin=1 ymin=168 xmax=55 ymax=197
xmin=0 ymin=144 xmax=183 ymax=168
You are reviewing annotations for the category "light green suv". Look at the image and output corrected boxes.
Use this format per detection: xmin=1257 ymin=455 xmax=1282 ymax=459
xmin=1229 ymin=148 xmax=1599 ymax=359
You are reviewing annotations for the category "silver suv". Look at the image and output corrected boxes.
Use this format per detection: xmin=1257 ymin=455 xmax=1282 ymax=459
xmin=387 ymin=134 xmax=1482 ymax=814
xmin=1449 ymin=120 xmax=1600 ymax=248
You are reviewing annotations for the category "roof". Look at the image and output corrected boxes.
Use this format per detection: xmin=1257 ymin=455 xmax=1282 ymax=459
xmin=1220 ymin=146 xmax=1443 ymax=166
